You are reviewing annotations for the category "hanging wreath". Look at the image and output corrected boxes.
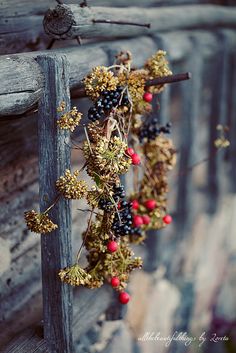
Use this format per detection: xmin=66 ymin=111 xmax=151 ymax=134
xmin=24 ymin=50 xmax=178 ymax=305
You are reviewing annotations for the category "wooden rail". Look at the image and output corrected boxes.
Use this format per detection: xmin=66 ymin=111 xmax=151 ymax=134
xmin=1 ymin=29 xmax=236 ymax=118
xmin=0 ymin=3 xmax=235 ymax=54
xmin=44 ymin=5 xmax=236 ymax=40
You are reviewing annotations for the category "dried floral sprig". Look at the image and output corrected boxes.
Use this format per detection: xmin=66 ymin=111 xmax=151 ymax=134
xmin=145 ymin=50 xmax=172 ymax=93
xmin=84 ymin=66 xmax=119 ymax=100
xmin=57 ymin=106 xmax=82 ymax=132
xmin=24 ymin=210 xmax=58 ymax=234
xmin=58 ymin=264 xmax=92 ymax=286
xmin=56 ymin=169 xmax=88 ymax=199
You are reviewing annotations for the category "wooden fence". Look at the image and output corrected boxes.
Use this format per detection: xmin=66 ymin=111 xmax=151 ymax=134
xmin=1 ymin=1 xmax=236 ymax=353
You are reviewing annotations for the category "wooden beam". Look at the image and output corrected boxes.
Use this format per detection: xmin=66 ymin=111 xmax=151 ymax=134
xmin=37 ymin=54 xmax=73 ymax=353
xmin=1 ymin=30 xmax=236 ymax=118
xmin=43 ymin=5 xmax=236 ymax=40
xmin=0 ymin=2 xmax=233 ymax=55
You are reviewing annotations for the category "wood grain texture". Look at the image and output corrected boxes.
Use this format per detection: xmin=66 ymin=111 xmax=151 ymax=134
xmin=43 ymin=5 xmax=236 ymax=40
xmin=0 ymin=1 xmax=232 ymax=54
xmin=2 ymin=30 xmax=235 ymax=118
xmin=37 ymin=55 xmax=73 ymax=353
xmin=2 ymin=286 xmax=113 ymax=353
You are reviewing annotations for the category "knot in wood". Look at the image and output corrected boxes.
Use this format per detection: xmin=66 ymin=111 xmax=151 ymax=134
xmin=43 ymin=5 xmax=75 ymax=38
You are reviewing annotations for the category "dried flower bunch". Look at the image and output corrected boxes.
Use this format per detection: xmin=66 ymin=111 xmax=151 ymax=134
xmin=24 ymin=50 xmax=176 ymax=304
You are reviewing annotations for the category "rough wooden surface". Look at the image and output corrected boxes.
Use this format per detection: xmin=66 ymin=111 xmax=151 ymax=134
xmin=43 ymin=5 xmax=236 ymax=40
xmin=2 ymin=286 xmax=113 ymax=353
xmin=0 ymin=1 xmax=228 ymax=55
xmin=1 ymin=31 xmax=236 ymax=117
xmin=37 ymin=55 xmax=73 ymax=353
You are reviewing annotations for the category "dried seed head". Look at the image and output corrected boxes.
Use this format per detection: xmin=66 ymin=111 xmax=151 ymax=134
xmin=56 ymin=169 xmax=88 ymax=199
xmin=84 ymin=66 xmax=119 ymax=100
xmin=24 ymin=210 xmax=58 ymax=234
xmin=145 ymin=50 xmax=172 ymax=93
xmin=57 ymin=106 xmax=82 ymax=132
xmin=59 ymin=264 xmax=92 ymax=286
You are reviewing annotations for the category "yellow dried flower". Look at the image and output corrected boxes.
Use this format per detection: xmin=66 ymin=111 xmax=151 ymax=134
xmin=84 ymin=136 xmax=131 ymax=178
xmin=84 ymin=66 xmax=119 ymax=100
xmin=118 ymin=69 xmax=148 ymax=109
xmin=24 ymin=210 xmax=58 ymax=234
xmin=57 ymin=106 xmax=82 ymax=132
xmin=57 ymin=101 xmax=66 ymax=112
xmin=145 ymin=50 xmax=172 ymax=93
xmin=58 ymin=264 xmax=92 ymax=286
xmin=56 ymin=169 xmax=88 ymax=199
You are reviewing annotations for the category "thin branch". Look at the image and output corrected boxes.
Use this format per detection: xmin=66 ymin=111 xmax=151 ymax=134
xmin=76 ymin=208 xmax=94 ymax=263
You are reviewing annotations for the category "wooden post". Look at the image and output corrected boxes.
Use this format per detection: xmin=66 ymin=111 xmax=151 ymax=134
xmin=37 ymin=54 xmax=74 ymax=353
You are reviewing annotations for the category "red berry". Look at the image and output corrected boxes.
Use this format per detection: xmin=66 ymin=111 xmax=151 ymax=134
xmin=163 ymin=214 xmax=172 ymax=224
xmin=133 ymin=215 xmax=144 ymax=227
xmin=117 ymin=202 xmax=121 ymax=210
xmin=131 ymin=153 xmax=141 ymax=165
xmin=143 ymin=92 xmax=153 ymax=103
xmin=145 ymin=199 xmax=157 ymax=211
xmin=119 ymin=291 xmax=130 ymax=304
xmin=111 ymin=276 xmax=120 ymax=287
xmin=125 ymin=147 xmax=135 ymax=157
xmin=142 ymin=215 xmax=151 ymax=225
xmin=107 ymin=240 xmax=118 ymax=253
xmin=131 ymin=200 xmax=139 ymax=210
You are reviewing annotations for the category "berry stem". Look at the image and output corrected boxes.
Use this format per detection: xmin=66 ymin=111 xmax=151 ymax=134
xmin=76 ymin=208 xmax=95 ymax=263
xmin=83 ymin=125 xmax=93 ymax=154
xmin=43 ymin=194 xmax=61 ymax=214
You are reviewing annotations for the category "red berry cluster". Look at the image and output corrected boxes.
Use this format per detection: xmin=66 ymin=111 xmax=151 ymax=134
xmin=130 ymin=198 xmax=173 ymax=229
xmin=125 ymin=148 xmax=141 ymax=165
xmin=106 ymin=241 xmax=130 ymax=304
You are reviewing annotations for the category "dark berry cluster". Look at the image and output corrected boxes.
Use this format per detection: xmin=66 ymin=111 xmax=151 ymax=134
xmin=139 ymin=117 xmax=172 ymax=142
xmin=112 ymin=200 xmax=133 ymax=237
xmin=130 ymin=226 xmax=142 ymax=237
xmin=98 ymin=184 xmax=125 ymax=210
xmin=88 ymin=86 xmax=130 ymax=122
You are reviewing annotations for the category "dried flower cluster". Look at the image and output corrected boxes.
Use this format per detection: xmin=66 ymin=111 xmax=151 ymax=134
xmin=83 ymin=66 xmax=119 ymax=100
xmin=57 ymin=106 xmax=82 ymax=132
xmin=24 ymin=210 xmax=58 ymax=234
xmin=56 ymin=169 xmax=88 ymax=199
xmin=59 ymin=264 xmax=92 ymax=286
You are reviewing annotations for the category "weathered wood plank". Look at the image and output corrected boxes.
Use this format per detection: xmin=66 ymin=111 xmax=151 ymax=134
xmin=2 ymin=286 xmax=113 ymax=353
xmin=37 ymin=55 xmax=73 ymax=353
xmin=0 ymin=1 xmax=231 ymax=54
xmin=43 ymin=5 xmax=236 ymax=40
xmin=1 ymin=30 xmax=235 ymax=118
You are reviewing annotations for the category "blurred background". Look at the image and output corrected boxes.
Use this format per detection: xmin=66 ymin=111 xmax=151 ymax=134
xmin=0 ymin=1 xmax=236 ymax=352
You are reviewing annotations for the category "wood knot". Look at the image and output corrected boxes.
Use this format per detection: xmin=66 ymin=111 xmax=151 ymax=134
xmin=43 ymin=4 xmax=75 ymax=38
